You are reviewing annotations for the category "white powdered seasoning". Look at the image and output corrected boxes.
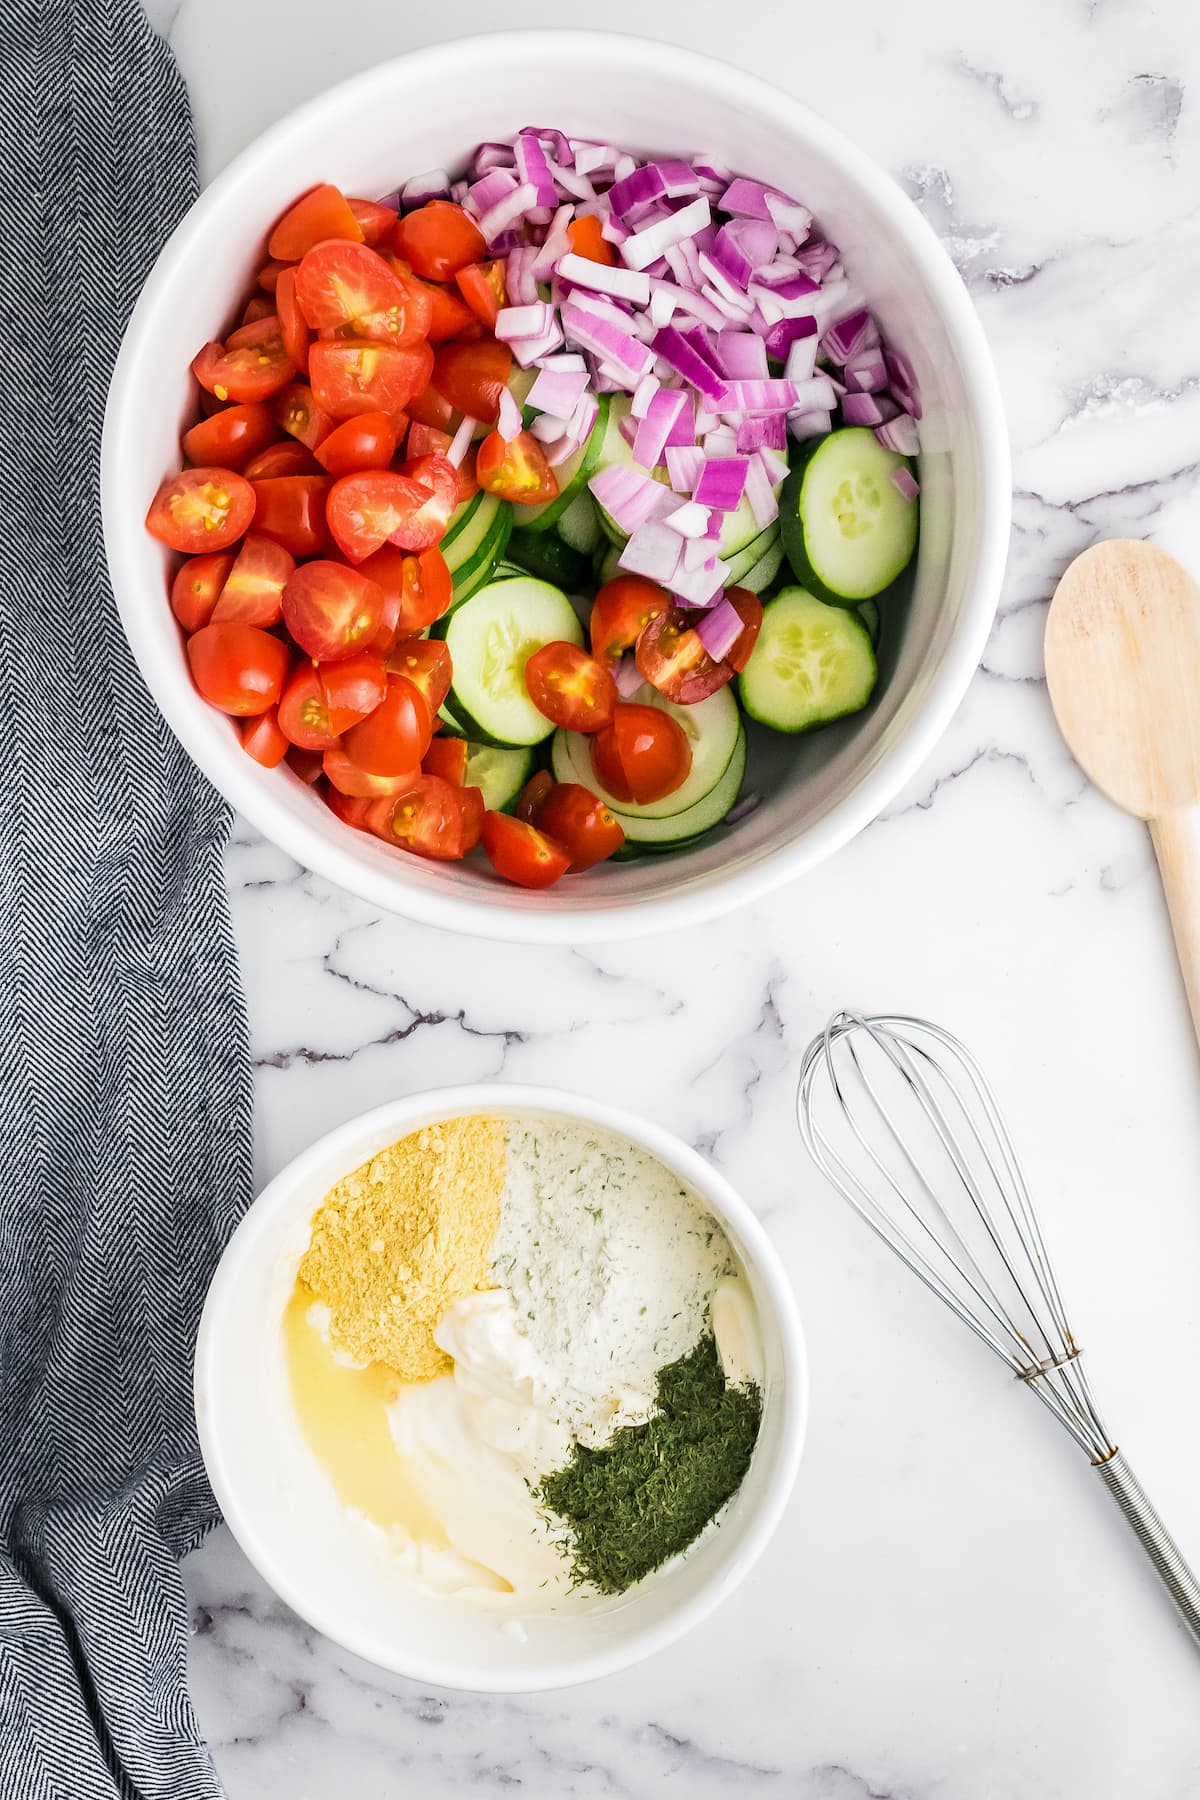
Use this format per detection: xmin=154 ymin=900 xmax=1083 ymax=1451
xmin=490 ymin=1116 xmax=734 ymax=1448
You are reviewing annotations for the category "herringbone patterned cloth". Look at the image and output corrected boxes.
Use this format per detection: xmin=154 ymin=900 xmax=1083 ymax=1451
xmin=0 ymin=4 xmax=252 ymax=1795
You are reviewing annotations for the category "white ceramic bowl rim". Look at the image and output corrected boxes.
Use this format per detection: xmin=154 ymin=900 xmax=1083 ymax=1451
xmin=104 ymin=30 xmax=1010 ymax=943
xmin=194 ymin=1083 xmax=808 ymax=1691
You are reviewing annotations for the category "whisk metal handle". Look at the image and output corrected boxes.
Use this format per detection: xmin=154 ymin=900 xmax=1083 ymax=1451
xmin=1097 ymin=1452 xmax=1200 ymax=1646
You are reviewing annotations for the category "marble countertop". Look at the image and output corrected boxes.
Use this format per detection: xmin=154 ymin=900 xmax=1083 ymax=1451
xmin=145 ymin=0 xmax=1200 ymax=1792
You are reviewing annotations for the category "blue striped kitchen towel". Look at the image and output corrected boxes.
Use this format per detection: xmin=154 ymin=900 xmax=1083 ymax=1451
xmin=0 ymin=4 xmax=252 ymax=1795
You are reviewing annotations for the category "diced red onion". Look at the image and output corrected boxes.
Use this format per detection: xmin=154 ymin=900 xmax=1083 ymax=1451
xmin=447 ymin=415 xmax=477 ymax=467
xmin=648 ymin=279 xmax=726 ymax=332
xmin=722 ymin=378 xmax=799 ymax=414
xmin=845 ymin=347 xmax=888 ymax=392
xmin=736 ymin=415 xmax=787 ymax=453
xmin=589 ymin=464 xmax=673 ymax=534
xmin=633 ymin=387 xmax=688 ymax=470
xmin=530 ymin=411 xmax=569 ymax=443
xmin=468 ymin=168 xmax=518 ymax=216
xmin=504 ymin=248 xmax=539 ymax=306
xmin=619 ymin=520 xmax=682 ymax=582
xmin=682 ymin=532 xmax=717 ymax=571
xmin=556 ymin=252 xmax=650 ymax=305
xmin=757 ymin=445 xmax=789 ymax=486
xmin=743 ymin=456 xmax=779 ymax=529
xmin=544 ymin=156 xmax=595 ymax=202
xmin=702 ymin=424 xmax=738 ymax=458
xmin=478 ymin=181 xmax=539 ymax=244
xmin=530 ymin=205 xmax=576 ymax=278
xmin=652 ymin=325 xmax=729 ymax=405
xmin=631 ymin=372 xmax=661 ymax=419
xmin=608 ymin=163 xmax=666 ymax=219
xmin=704 ymin=507 xmax=723 ymax=539
xmin=891 ymin=466 xmax=920 ymax=501
xmin=789 ymin=409 xmax=833 ymax=440
xmin=665 ymin=390 xmax=696 ymax=448
xmin=546 ymin=393 xmax=599 ymax=466
xmin=521 ymin=125 xmax=572 ymax=163
xmin=496 ymin=301 xmax=556 ymax=343
xmin=765 ymin=192 xmax=812 ymax=238
xmin=561 ymin=301 xmax=653 ymax=383
xmin=666 ymin=445 xmax=705 ymax=491
xmin=750 ymin=278 xmax=820 ymax=321
xmin=497 ymin=386 xmax=524 ymax=442
xmin=719 ymin=177 xmax=775 ymax=220
xmin=787 ymin=375 xmax=838 ymax=413
xmin=400 ymin=169 xmax=450 ymax=206
xmin=651 ymin=158 xmax=701 ymax=198
xmin=527 ymin=362 xmax=591 ymax=417
xmin=723 ymin=790 xmax=762 ymax=826
xmin=822 ymin=307 xmax=874 ymax=365
xmin=717 ymin=330 xmax=769 ymax=382
xmin=622 ymin=197 xmax=711 ymax=272
xmin=795 ymin=238 xmax=840 ymax=281
xmin=490 ymin=229 xmax=529 ymax=255
xmin=694 ymin=457 xmax=749 ymax=510
xmin=764 ymin=315 xmax=818 ymax=363
xmin=842 ymin=391 xmax=886 ymax=427
xmin=783 ymin=333 xmax=818 ymax=385
xmin=877 ymin=413 xmax=921 ymax=456
xmin=664 ymin=500 xmax=710 ymax=537
xmin=574 ymin=142 xmax=621 ymax=179
xmin=670 ymin=555 xmax=725 ymax=607
xmin=473 ymin=142 xmax=517 ymax=175
xmin=708 ymin=225 xmax=755 ymax=290
xmin=885 ymin=347 xmax=922 ymax=419
xmin=725 ymin=218 xmax=780 ymax=267
xmin=613 ymin=653 xmax=643 ymax=697
xmin=695 ymin=596 xmax=743 ymax=662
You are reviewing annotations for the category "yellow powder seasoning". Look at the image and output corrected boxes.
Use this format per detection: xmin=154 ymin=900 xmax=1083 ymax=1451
xmin=298 ymin=1114 xmax=506 ymax=1381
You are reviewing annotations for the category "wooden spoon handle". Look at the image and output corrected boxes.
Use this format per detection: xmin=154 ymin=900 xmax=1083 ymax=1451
xmin=1149 ymin=810 xmax=1200 ymax=1048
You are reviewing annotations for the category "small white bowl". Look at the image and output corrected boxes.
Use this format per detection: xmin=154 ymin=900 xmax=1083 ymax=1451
xmin=104 ymin=30 xmax=1009 ymax=942
xmin=194 ymin=1085 xmax=807 ymax=1692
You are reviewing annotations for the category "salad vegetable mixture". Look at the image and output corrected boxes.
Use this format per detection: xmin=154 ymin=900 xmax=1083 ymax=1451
xmin=146 ymin=132 xmax=920 ymax=887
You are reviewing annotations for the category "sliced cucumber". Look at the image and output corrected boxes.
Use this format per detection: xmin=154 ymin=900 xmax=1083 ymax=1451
xmin=551 ymin=682 xmax=740 ymax=821
xmin=463 ymin=741 xmax=534 ymax=812
xmin=558 ymin=490 xmax=601 ymax=556
xmin=506 ymin=527 xmax=588 ymax=593
xmin=444 ymin=492 xmax=513 ymax=604
xmin=723 ymin=521 xmax=780 ymax=585
xmin=510 ymin=393 xmax=611 ymax=533
xmin=436 ymin=576 xmax=583 ymax=746
xmin=857 ymin=598 xmax=881 ymax=646
xmin=780 ymin=427 xmax=918 ymax=604
xmin=737 ymin=535 xmax=786 ymax=595
xmin=556 ymin=721 xmax=746 ymax=845
xmin=595 ymin=543 xmax=623 ymax=586
xmin=718 ymin=490 xmax=780 ymax=560
xmin=441 ymin=490 xmax=485 ymax=555
xmin=738 ymin=586 xmax=877 ymax=733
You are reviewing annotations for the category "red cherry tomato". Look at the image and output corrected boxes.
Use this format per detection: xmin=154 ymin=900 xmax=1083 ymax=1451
xmin=309 ymin=338 xmax=433 ymax=421
xmin=241 ymin=295 xmax=277 ymax=325
xmin=273 ymin=381 xmax=333 ymax=451
xmin=481 ymin=812 xmax=571 ymax=888
xmin=170 ymin=552 xmax=234 ymax=632
xmin=268 ymin=183 xmax=364 ymax=260
xmin=454 ymin=260 xmax=507 ymax=327
xmin=192 ymin=318 xmax=295 ymax=404
xmin=514 ymin=769 xmax=554 ymax=823
xmin=187 ymin=622 xmax=288 ymax=716
xmin=566 ymin=214 xmax=618 ymax=265
xmin=295 ymin=241 xmax=432 ymax=348
xmin=277 ymin=664 xmax=340 ymax=750
xmin=250 ymin=475 xmax=333 ymax=556
xmin=385 ymin=775 xmax=484 ymax=860
xmin=282 ymin=560 xmax=384 ymax=662
xmin=531 ymin=782 xmax=626 ymax=870
xmin=286 ymin=744 xmax=325 ymax=785
xmin=635 ymin=607 xmax=733 ymax=705
xmin=318 ymin=650 xmax=387 ymax=734
xmin=322 ymin=747 xmax=418 ymax=797
xmin=724 ymin=588 xmax=764 ymax=673
xmin=348 ymin=197 xmax=399 ymax=245
xmin=314 ymin=412 xmax=399 ymax=477
xmin=393 ymin=201 xmax=486 ymax=282
xmin=211 ymin=533 xmax=294 ymax=627
xmin=344 ymin=674 xmax=432 ymax=775
xmin=146 ymin=466 xmax=254 ymax=553
xmin=405 ymin=422 xmax=453 ymax=460
xmin=256 ymin=259 xmax=291 ymax=295
xmin=385 ymin=636 xmax=452 ymax=714
xmin=243 ymin=440 xmax=319 ymax=479
xmin=181 ymin=402 xmax=277 ymax=471
xmin=359 ymin=545 xmax=454 ymax=646
xmin=239 ymin=706 xmax=289 ymax=768
xmin=274 ymin=269 xmax=312 ymax=375
xmin=419 ymin=279 xmax=479 ymax=342
xmin=326 ymin=471 xmax=434 ymax=563
xmin=589 ymin=575 xmax=671 ymax=668
xmin=422 ymin=737 xmax=468 ymax=785
xmin=407 ymin=380 xmax=457 ymax=432
xmin=591 ymin=702 xmax=692 ymax=804
xmin=431 ymin=339 xmax=511 ymax=424
xmin=524 ymin=642 xmax=616 ymax=733
xmin=476 ymin=429 xmax=558 ymax=505
xmin=394 ymin=452 xmax=460 ymax=548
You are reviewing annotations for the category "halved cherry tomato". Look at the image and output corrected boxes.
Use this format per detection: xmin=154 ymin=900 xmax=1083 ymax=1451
xmin=275 ymin=269 xmax=312 ymax=375
xmin=476 ymin=428 xmax=558 ymax=505
xmin=192 ymin=318 xmax=295 ymax=404
xmin=325 ymin=787 xmax=374 ymax=830
xmin=386 ymin=636 xmax=452 ymax=714
xmin=359 ymin=544 xmax=453 ymax=642
xmin=454 ymin=260 xmax=506 ymax=327
xmin=187 ymin=622 xmax=288 ymax=716
xmin=405 ymin=421 xmax=453 ymax=460
xmin=394 ymin=452 xmax=459 ymax=548
xmin=182 ymin=402 xmax=278 ymax=471
xmin=241 ymin=295 xmax=275 ymax=325
xmin=268 ymin=183 xmax=364 ymax=260
xmin=481 ymin=812 xmax=571 ymax=888
xmin=256 ymin=259 xmax=291 ymax=295
xmin=514 ymin=769 xmax=554 ymax=823
xmin=212 ymin=533 xmax=294 ymax=627
xmin=591 ymin=702 xmax=691 ymax=804
xmin=348 ymin=197 xmax=399 ymax=245
xmin=431 ymin=339 xmax=511 ymax=424
xmin=589 ymin=575 xmax=671 ymax=668
xmin=273 ymin=381 xmax=332 ymax=451
xmin=170 ymin=552 xmax=234 ymax=632
xmin=250 ymin=475 xmax=332 ymax=556
xmin=318 ymin=650 xmax=387 ymax=733
xmin=387 ymin=775 xmax=484 ymax=860
xmin=309 ymin=338 xmax=433 ymax=421
xmin=393 ymin=201 xmax=486 ymax=282
xmin=566 ymin=214 xmax=618 ymax=266
xmin=243 ymin=441 xmax=319 ymax=479
xmin=724 ymin=588 xmax=764 ymax=673
xmin=240 ymin=706 xmax=289 ymax=768
xmin=322 ymin=747 xmax=416 ymax=797
xmin=420 ymin=279 xmax=478 ymax=342
xmin=295 ymin=241 xmax=432 ymax=347
xmin=282 ymin=560 xmax=384 ymax=661
xmin=524 ymin=641 xmax=616 ymax=732
xmin=344 ymin=674 xmax=432 ymax=775
xmin=635 ymin=607 xmax=732 ymax=704
xmin=146 ymin=467 xmax=254 ymax=553
xmin=277 ymin=664 xmax=340 ymax=750
xmin=314 ymin=412 xmax=398 ymax=477
xmin=531 ymin=782 xmax=625 ymax=870
xmin=407 ymin=380 xmax=457 ymax=432
xmin=326 ymin=471 xmax=433 ymax=563
xmin=422 ymin=737 xmax=468 ymax=784
xmin=286 ymin=744 xmax=325 ymax=785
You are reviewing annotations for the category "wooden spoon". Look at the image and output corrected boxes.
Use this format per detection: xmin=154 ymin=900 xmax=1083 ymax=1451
xmin=1045 ymin=538 xmax=1200 ymax=1044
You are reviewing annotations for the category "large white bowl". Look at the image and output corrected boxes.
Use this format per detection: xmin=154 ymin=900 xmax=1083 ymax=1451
xmin=103 ymin=30 xmax=1009 ymax=943
xmin=194 ymin=1085 xmax=807 ymax=1691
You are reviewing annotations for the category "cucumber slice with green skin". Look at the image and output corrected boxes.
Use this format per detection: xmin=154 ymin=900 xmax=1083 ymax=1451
xmin=550 ymin=681 xmax=740 ymax=821
xmin=556 ymin=722 xmax=747 ymax=844
xmin=723 ymin=521 xmax=780 ymax=585
xmin=780 ymin=426 xmax=918 ymax=604
xmin=717 ymin=490 xmax=781 ymax=560
xmin=435 ymin=576 xmax=583 ymax=747
xmin=444 ymin=492 xmax=511 ymax=595
xmin=437 ymin=696 xmax=470 ymax=737
xmin=738 ymin=586 xmax=877 ymax=733
xmin=440 ymin=489 xmax=484 ymax=555
xmin=557 ymin=490 xmax=601 ymax=555
xmin=447 ymin=503 xmax=513 ymax=607
xmin=594 ymin=542 xmax=623 ymax=586
xmin=510 ymin=393 xmax=611 ymax=533
xmin=857 ymin=598 xmax=881 ymax=646
xmin=506 ymin=527 xmax=588 ymax=592
xmin=736 ymin=535 xmax=786 ymax=596
xmin=463 ymin=741 xmax=535 ymax=812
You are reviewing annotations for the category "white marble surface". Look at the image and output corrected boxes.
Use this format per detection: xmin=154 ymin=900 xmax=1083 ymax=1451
xmin=145 ymin=0 xmax=1200 ymax=1792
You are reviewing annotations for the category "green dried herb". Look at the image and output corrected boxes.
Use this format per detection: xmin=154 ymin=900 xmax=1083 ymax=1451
xmin=538 ymin=1333 xmax=761 ymax=1595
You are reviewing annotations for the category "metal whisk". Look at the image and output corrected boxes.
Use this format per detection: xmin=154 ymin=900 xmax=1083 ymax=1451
xmin=797 ymin=1010 xmax=1200 ymax=1649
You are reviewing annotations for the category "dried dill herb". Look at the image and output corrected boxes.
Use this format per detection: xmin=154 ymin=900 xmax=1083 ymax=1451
xmin=538 ymin=1333 xmax=761 ymax=1594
